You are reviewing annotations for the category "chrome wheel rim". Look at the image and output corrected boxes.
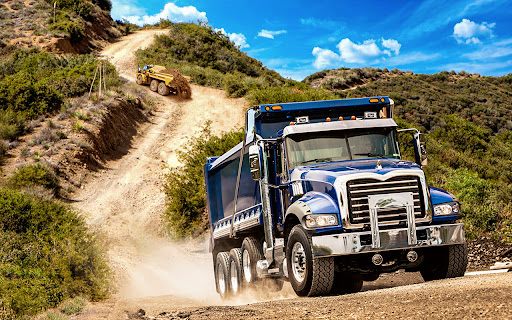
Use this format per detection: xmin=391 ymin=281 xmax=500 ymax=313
xmin=243 ymin=250 xmax=251 ymax=283
xmin=291 ymin=242 xmax=306 ymax=283
xmin=217 ymin=265 xmax=226 ymax=294
xmin=230 ymin=260 xmax=239 ymax=293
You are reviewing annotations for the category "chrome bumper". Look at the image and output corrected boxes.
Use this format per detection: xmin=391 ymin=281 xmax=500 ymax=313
xmin=312 ymin=223 xmax=465 ymax=257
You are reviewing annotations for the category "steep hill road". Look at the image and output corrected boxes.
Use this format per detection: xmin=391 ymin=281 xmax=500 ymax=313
xmin=72 ymin=30 xmax=249 ymax=318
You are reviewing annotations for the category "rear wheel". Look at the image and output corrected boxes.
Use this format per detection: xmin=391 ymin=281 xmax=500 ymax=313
xmin=136 ymin=74 xmax=144 ymax=85
xmin=286 ymin=225 xmax=334 ymax=296
xmin=420 ymin=243 xmax=468 ymax=281
xmin=241 ymin=237 xmax=263 ymax=288
xmin=228 ymin=248 xmax=243 ymax=296
xmin=215 ymin=252 xmax=231 ymax=300
xmin=150 ymin=79 xmax=159 ymax=92
xmin=157 ymin=82 xmax=170 ymax=96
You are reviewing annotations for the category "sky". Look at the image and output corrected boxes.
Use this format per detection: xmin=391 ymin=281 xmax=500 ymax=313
xmin=111 ymin=0 xmax=512 ymax=81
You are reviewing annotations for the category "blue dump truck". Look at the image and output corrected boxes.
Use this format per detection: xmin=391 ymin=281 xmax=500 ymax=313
xmin=203 ymin=96 xmax=467 ymax=299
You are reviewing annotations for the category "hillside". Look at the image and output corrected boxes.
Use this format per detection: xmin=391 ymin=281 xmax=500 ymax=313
xmin=0 ymin=0 xmax=121 ymax=53
xmin=303 ymin=67 xmax=512 ymax=242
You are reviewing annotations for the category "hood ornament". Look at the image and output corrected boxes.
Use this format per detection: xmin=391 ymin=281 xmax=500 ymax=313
xmin=376 ymin=159 xmax=382 ymax=170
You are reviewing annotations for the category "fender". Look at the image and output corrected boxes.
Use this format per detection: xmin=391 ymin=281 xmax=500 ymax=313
xmin=285 ymin=191 xmax=340 ymax=231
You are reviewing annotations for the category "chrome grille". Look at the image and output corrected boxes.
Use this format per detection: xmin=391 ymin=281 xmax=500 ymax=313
xmin=347 ymin=176 xmax=425 ymax=225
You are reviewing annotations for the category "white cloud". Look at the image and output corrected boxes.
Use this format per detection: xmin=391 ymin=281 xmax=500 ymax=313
xmin=336 ymin=39 xmax=381 ymax=63
xmin=312 ymin=47 xmax=341 ymax=69
xmin=382 ymin=38 xmax=401 ymax=55
xmin=122 ymin=2 xmax=207 ymax=26
xmin=111 ymin=0 xmax=142 ymax=19
xmin=257 ymin=29 xmax=287 ymax=39
xmin=215 ymin=28 xmax=249 ymax=49
xmin=312 ymin=37 xmax=402 ymax=69
xmin=453 ymin=18 xmax=495 ymax=44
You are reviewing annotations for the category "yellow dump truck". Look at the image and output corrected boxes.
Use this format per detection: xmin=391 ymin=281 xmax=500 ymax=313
xmin=136 ymin=65 xmax=191 ymax=99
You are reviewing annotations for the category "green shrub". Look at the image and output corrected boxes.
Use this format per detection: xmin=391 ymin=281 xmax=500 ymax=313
xmin=60 ymin=296 xmax=86 ymax=315
xmin=444 ymin=168 xmax=499 ymax=238
xmin=48 ymin=19 xmax=85 ymax=43
xmin=247 ymin=85 xmax=336 ymax=105
xmin=223 ymin=73 xmax=248 ymax=97
xmin=8 ymin=164 xmax=60 ymax=192
xmin=0 ymin=73 xmax=63 ymax=119
xmin=163 ymin=124 xmax=244 ymax=238
xmin=0 ymin=110 xmax=25 ymax=141
xmin=0 ymin=188 xmax=110 ymax=317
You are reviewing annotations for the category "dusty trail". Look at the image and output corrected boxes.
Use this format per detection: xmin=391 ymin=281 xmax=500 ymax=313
xmin=72 ymin=30 xmax=247 ymax=318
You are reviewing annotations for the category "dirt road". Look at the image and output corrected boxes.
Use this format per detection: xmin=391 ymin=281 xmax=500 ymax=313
xmin=73 ymin=30 xmax=512 ymax=319
xmin=73 ymin=30 xmax=248 ymax=318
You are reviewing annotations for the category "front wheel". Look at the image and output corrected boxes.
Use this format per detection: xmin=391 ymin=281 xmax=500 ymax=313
xmin=136 ymin=74 xmax=144 ymax=85
xmin=286 ymin=225 xmax=334 ymax=297
xmin=420 ymin=243 xmax=468 ymax=281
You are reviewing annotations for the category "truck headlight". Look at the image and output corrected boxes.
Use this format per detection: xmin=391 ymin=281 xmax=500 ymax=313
xmin=305 ymin=214 xmax=338 ymax=228
xmin=433 ymin=202 xmax=460 ymax=216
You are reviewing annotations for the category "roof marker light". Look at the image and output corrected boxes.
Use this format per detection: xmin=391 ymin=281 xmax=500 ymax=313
xmin=289 ymin=122 xmax=295 ymax=125
xmin=339 ymin=116 xmax=343 ymax=121
xmin=369 ymin=98 xmax=379 ymax=103
xmin=381 ymin=98 xmax=385 ymax=102
xmin=351 ymin=116 xmax=356 ymax=120
xmin=326 ymin=117 xmax=331 ymax=122
xmin=265 ymin=106 xmax=270 ymax=111
xmin=271 ymin=105 xmax=283 ymax=111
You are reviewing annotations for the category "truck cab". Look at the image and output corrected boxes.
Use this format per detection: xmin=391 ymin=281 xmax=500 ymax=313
xmin=204 ymin=96 xmax=467 ymax=299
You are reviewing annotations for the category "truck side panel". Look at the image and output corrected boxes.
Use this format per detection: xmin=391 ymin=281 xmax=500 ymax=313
xmin=205 ymin=145 xmax=261 ymax=229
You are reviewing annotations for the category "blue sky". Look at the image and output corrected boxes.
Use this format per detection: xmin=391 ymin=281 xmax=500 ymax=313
xmin=111 ymin=0 xmax=512 ymax=81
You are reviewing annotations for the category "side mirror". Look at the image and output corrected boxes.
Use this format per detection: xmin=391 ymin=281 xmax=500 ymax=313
xmin=249 ymin=145 xmax=262 ymax=180
xmin=413 ymin=133 xmax=428 ymax=167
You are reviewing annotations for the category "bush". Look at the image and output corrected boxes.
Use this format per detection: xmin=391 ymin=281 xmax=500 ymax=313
xmin=8 ymin=163 xmax=60 ymax=193
xmin=444 ymin=168 xmax=499 ymax=238
xmin=248 ymin=85 xmax=336 ymax=105
xmin=0 ymin=188 xmax=110 ymax=317
xmin=48 ymin=19 xmax=85 ymax=43
xmin=0 ymin=73 xmax=63 ymax=119
xmin=0 ymin=110 xmax=25 ymax=141
xmin=163 ymin=124 xmax=244 ymax=238
xmin=223 ymin=73 xmax=248 ymax=97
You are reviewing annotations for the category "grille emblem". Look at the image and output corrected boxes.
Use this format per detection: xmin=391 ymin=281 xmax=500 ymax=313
xmin=376 ymin=160 xmax=382 ymax=170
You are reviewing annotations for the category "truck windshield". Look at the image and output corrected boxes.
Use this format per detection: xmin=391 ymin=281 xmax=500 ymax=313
xmin=285 ymin=128 xmax=400 ymax=170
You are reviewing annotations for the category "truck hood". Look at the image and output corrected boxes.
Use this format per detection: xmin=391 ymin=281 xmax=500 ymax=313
xmin=290 ymin=159 xmax=422 ymax=184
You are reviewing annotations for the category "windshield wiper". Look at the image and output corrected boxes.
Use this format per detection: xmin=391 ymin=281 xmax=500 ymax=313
xmin=300 ymin=157 xmax=333 ymax=165
xmin=354 ymin=153 xmax=385 ymax=157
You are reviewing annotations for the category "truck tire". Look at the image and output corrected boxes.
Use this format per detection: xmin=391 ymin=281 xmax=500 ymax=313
xmin=215 ymin=252 xmax=231 ymax=300
xmin=228 ymin=248 xmax=244 ymax=295
xmin=150 ymin=79 xmax=159 ymax=92
xmin=136 ymin=74 xmax=144 ymax=85
xmin=158 ymin=82 xmax=170 ymax=96
xmin=330 ymin=271 xmax=363 ymax=295
xmin=420 ymin=243 xmax=468 ymax=281
xmin=241 ymin=237 xmax=263 ymax=287
xmin=286 ymin=225 xmax=334 ymax=297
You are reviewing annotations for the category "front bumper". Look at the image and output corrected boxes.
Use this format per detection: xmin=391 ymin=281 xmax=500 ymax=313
xmin=312 ymin=223 xmax=465 ymax=257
